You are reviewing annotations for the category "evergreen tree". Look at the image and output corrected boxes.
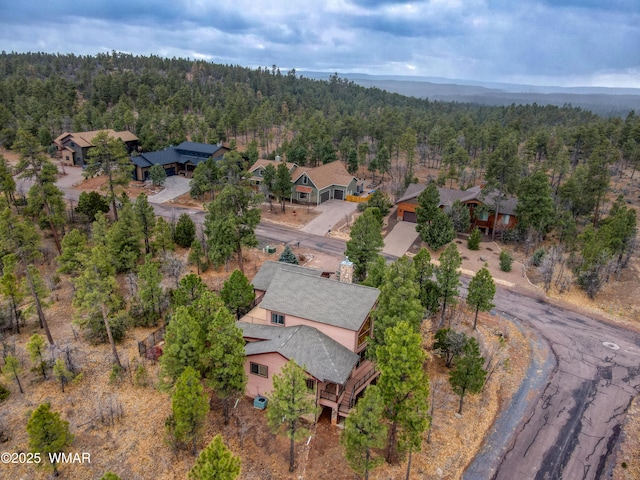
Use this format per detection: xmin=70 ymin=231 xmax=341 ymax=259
xmin=435 ymin=243 xmax=462 ymax=328
xmin=273 ymin=162 xmax=293 ymax=212
xmin=57 ymin=229 xmax=88 ymax=276
xmin=137 ymin=254 xmax=164 ymax=325
xmin=189 ymin=434 xmax=241 ymax=480
xmin=149 ymin=163 xmax=167 ymax=186
xmin=449 ymin=337 xmax=487 ymax=414
xmin=361 ymin=255 xmax=386 ymax=288
xmin=175 ymin=213 xmax=197 ymax=248
xmin=205 ymin=185 xmax=261 ymax=273
xmin=73 ymin=245 xmax=124 ymax=369
xmin=108 ymin=196 xmax=143 ymax=272
xmin=466 ymin=266 xmax=496 ymax=330
xmin=483 ymin=135 xmax=521 ymax=240
xmin=188 ymin=238 xmax=206 ymax=274
xmin=366 ymin=190 xmax=393 ymax=217
xmin=91 ymin=212 xmax=110 ymax=247
xmin=376 ymin=321 xmax=429 ymax=464
xmin=447 ymin=199 xmax=471 ymax=233
xmin=13 ymin=129 xmax=64 ymax=253
xmin=415 ymin=182 xmax=440 ymax=226
xmin=172 ymin=273 xmax=208 ymax=309
xmin=267 ymin=360 xmax=319 ymax=472
xmin=134 ymin=193 xmax=156 ymax=254
xmin=153 ymin=216 xmax=175 ymax=253
xmin=76 ymin=191 xmax=110 ymax=223
xmin=190 ymin=157 xmax=220 ymax=200
xmin=0 ymin=153 xmax=16 ymax=207
xmin=0 ymin=210 xmax=54 ymax=344
xmin=202 ymin=307 xmax=247 ymax=425
xmin=278 ymin=245 xmax=298 ymax=264
xmin=0 ymin=254 xmax=25 ymax=334
xmin=423 ymin=209 xmax=456 ymax=250
xmin=467 ymin=227 xmax=481 ymax=250
xmin=515 ymin=170 xmax=555 ymax=241
xmin=169 ymin=366 xmax=209 ymax=455
xmin=26 ymin=333 xmax=48 ymax=380
xmin=160 ymin=307 xmax=207 ymax=382
xmin=412 ymin=248 xmax=440 ymax=315
xmin=84 ymin=130 xmax=133 ymax=221
xmin=27 ymin=403 xmax=74 ymax=476
xmin=345 ymin=207 xmax=384 ymax=282
xmin=341 ymin=385 xmax=387 ymax=480
xmin=371 ymin=257 xmax=423 ymax=352
xmin=220 ymin=269 xmax=255 ymax=319
xmin=52 ymin=357 xmax=74 ymax=393
xmin=2 ymin=354 xmax=24 ymax=393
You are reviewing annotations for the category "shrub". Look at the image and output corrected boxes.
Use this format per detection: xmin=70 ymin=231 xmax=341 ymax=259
xmin=499 ymin=251 xmax=513 ymax=272
xmin=467 ymin=228 xmax=481 ymax=250
xmin=174 ymin=214 xmax=196 ymax=248
xmin=0 ymin=383 xmax=10 ymax=402
xmin=532 ymin=248 xmax=546 ymax=267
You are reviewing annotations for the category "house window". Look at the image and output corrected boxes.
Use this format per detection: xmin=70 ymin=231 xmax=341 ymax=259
xmin=250 ymin=362 xmax=268 ymax=377
xmin=502 ymin=214 xmax=510 ymax=225
xmin=478 ymin=210 xmax=489 ymax=221
xmin=271 ymin=312 xmax=285 ymax=325
xmin=302 ymin=175 xmax=308 ymax=185
xmin=258 ymin=169 xmax=264 ymax=176
xmin=306 ymin=378 xmax=316 ymax=392
xmin=299 ymin=192 xmax=307 ymax=200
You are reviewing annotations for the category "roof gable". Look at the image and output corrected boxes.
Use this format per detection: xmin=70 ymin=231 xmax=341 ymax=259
xmin=251 ymin=261 xmax=323 ymax=292
xmin=260 ymin=269 xmax=379 ymax=331
xmin=292 ymin=161 xmax=356 ymax=190
xmin=239 ymin=323 xmax=359 ymax=384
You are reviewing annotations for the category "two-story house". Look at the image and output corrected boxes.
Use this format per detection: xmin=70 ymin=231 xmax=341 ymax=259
xmin=248 ymin=159 xmax=362 ymax=205
xmin=239 ymin=259 xmax=379 ymax=425
xmin=54 ymin=129 xmax=139 ymax=166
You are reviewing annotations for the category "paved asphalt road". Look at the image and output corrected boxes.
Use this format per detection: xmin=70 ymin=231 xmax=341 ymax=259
xmin=51 ymin=180 xmax=640 ymax=478
xmin=467 ymin=287 xmax=640 ymax=480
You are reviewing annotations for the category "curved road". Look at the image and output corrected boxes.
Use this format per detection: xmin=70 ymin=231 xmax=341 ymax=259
xmin=466 ymin=287 xmax=640 ymax=480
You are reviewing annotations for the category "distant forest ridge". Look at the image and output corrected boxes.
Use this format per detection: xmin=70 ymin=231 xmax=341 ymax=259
xmin=0 ymin=51 xmax=627 ymax=158
xmin=300 ymin=71 xmax=640 ymax=117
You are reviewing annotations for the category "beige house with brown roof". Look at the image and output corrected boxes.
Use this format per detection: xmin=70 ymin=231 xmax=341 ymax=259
xmin=249 ymin=159 xmax=361 ymax=205
xmin=54 ymin=129 xmax=139 ymax=166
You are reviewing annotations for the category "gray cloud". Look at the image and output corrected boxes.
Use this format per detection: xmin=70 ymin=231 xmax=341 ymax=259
xmin=0 ymin=0 xmax=638 ymax=87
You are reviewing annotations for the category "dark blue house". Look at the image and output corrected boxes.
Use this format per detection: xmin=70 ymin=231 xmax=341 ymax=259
xmin=131 ymin=142 xmax=230 ymax=181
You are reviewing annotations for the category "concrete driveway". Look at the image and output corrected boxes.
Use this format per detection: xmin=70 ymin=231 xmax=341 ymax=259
xmin=148 ymin=175 xmax=191 ymax=203
xmin=382 ymin=221 xmax=419 ymax=257
xmin=300 ymin=200 xmax=358 ymax=236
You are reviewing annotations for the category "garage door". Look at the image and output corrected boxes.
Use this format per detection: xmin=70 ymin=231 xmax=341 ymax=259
xmin=165 ymin=167 xmax=176 ymax=176
xmin=334 ymin=189 xmax=344 ymax=200
xmin=403 ymin=211 xmax=417 ymax=223
xmin=320 ymin=191 xmax=330 ymax=203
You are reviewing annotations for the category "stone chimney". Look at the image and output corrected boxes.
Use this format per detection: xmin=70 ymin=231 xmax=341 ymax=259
xmin=339 ymin=257 xmax=354 ymax=283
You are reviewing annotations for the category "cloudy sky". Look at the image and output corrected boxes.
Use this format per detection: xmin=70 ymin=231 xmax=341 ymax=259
xmin=1 ymin=0 xmax=639 ymax=88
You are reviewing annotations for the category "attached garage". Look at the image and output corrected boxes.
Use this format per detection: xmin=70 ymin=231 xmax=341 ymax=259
xmin=320 ymin=191 xmax=330 ymax=203
xmin=164 ymin=167 xmax=176 ymax=176
xmin=334 ymin=189 xmax=344 ymax=200
xmin=403 ymin=211 xmax=417 ymax=223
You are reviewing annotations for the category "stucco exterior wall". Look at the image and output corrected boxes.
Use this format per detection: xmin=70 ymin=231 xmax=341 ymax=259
xmin=265 ymin=310 xmax=358 ymax=352
xmin=244 ymin=352 xmax=289 ymax=398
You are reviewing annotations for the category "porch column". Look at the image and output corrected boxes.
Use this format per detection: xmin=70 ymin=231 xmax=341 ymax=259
xmin=331 ymin=408 xmax=338 ymax=425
